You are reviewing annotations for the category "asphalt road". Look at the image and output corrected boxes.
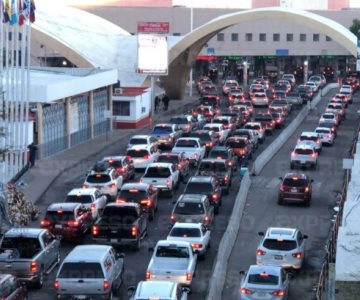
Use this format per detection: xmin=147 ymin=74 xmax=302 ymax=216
xmin=222 ymin=89 xmax=360 ymax=299
xmin=27 ymin=85 xmax=324 ymax=300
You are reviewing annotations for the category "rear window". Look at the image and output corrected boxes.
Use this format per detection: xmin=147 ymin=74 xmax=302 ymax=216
xmin=300 ymin=136 xmax=317 ymax=142
xmin=58 ymin=262 xmax=104 ymax=279
xmin=156 ymin=246 xmax=189 ymax=258
xmin=144 ymin=167 xmax=171 ymax=178
xmin=175 ymin=140 xmax=198 ymax=148
xmin=225 ymin=140 xmax=246 ymax=148
xmin=199 ymin=161 xmax=227 ymax=172
xmin=315 ymin=129 xmax=330 ymax=134
xmin=254 ymin=115 xmax=272 ymax=122
xmin=294 ymin=148 xmax=313 ymax=155
xmin=86 ymin=174 xmax=111 ymax=184
xmin=205 ymin=126 xmax=220 ymax=132
xmin=170 ymin=117 xmax=189 ymax=125
xmin=129 ymin=138 xmax=147 ymax=145
xmin=213 ymin=119 xmax=229 ymax=125
xmin=208 ymin=150 xmax=227 ymax=159
xmin=153 ymin=126 xmax=172 ymax=133
xmin=174 ymin=201 xmax=205 ymax=215
xmin=248 ymin=274 xmax=279 ymax=285
xmin=66 ymin=195 xmax=93 ymax=204
xmin=244 ymin=124 xmax=260 ymax=130
xmin=262 ymin=239 xmax=297 ymax=251
xmin=118 ymin=190 xmax=147 ymax=202
xmin=283 ymin=178 xmax=307 ymax=187
xmin=127 ymin=149 xmax=149 ymax=158
xmin=45 ymin=211 xmax=75 ymax=222
xmin=156 ymin=155 xmax=179 ymax=164
xmin=185 ymin=182 xmax=212 ymax=194
xmin=189 ymin=132 xmax=211 ymax=142
xmin=322 ymin=115 xmax=334 ymax=119
xmin=169 ymin=227 xmax=201 ymax=238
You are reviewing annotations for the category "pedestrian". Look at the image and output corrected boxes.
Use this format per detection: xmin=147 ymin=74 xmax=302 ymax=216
xmin=154 ymin=96 xmax=160 ymax=112
xmin=28 ymin=143 xmax=37 ymax=168
xmin=162 ymin=94 xmax=170 ymax=111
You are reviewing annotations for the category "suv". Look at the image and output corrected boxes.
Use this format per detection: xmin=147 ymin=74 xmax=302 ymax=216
xmin=171 ymin=194 xmax=214 ymax=226
xmin=297 ymin=132 xmax=322 ymax=153
xmin=253 ymin=113 xmax=275 ymax=135
xmin=128 ymin=281 xmax=189 ymax=300
xmin=99 ymin=156 xmax=135 ymax=181
xmin=41 ymin=203 xmax=93 ymax=240
xmin=83 ymin=162 xmax=124 ymax=200
xmin=243 ymin=122 xmax=265 ymax=144
xmin=231 ymin=128 xmax=259 ymax=149
xmin=290 ymin=143 xmax=318 ymax=170
xmin=314 ymin=127 xmax=335 ymax=146
xmin=225 ymin=136 xmax=253 ymax=160
xmin=208 ymin=146 xmax=237 ymax=172
xmin=0 ymin=274 xmax=27 ymax=300
xmin=155 ymin=152 xmax=190 ymax=181
xmin=117 ymin=183 xmax=158 ymax=220
xmin=184 ymin=176 xmax=222 ymax=214
xmin=126 ymin=145 xmax=160 ymax=170
xmin=189 ymin=130 xmax=219 ymax=154
xmin=256 ymin=227 xmax=308 ymax=269
xmin=278 ymin=172 xmax=313 ymax=206
xmin=127 ymin=135 xmax=157 ymax=150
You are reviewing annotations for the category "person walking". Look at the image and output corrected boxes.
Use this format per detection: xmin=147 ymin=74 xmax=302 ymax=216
xmin=162 ymin=94 xmax=170 ymax=111
xmin=154 ymin=96 xmax=160 ymax=112
xmin=28 ymin=143 xmax=37 ymax=168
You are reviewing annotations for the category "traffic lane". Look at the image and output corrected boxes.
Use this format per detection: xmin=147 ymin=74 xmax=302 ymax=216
xmin=222 ymin=90 xmax=358 ymax=299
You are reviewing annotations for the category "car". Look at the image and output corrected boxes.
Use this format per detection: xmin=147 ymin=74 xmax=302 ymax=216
xmin=242 ymin=100 xmax=254 ymax=116
xmin=231 ymin=128 xmax=259 ymax=149
xmin=155 ymin=152 xmax=190 ymax=182
xmin=188 ymin=130 xmax=219 ymax=154
xmin=240 ymin=265 xmax=290 ymax=300
xmin=278 ymin=172 xmax=313 ymax=206
xmin=126 ymin=145 xmax=160 ymax=170
xmin=269 ymin=99 xmax=291 ymax=116
xmin=228 ymin=87 xmax=245 ymax=105
xmin=251 ymin=92 xmax=269 ymax=107
xmin=322 ymin=66 xmax=334 ymax=80
xmin=220 ymin=109 xmax=244 ymax=129
xmin=249 ymin=84 xmax=266 ymax=98
xmin=41 ymin=203 xmax=93 ymax=240
xmin=192 ymin=105 xmax=216 ymax=122
xmin=272 ymin=85 xmax=288 ymax=99
xmin=171 ymin=194 xmax=214 ymax=226
xmin=332 ymin=93 xmax=350 ymax=107
xmin=197 ymin=77 xmax=212 ymax=92
xmin=116 ymin=183 xmax=158 ymax=220
xmin=150 ymin=123 xmax=182 ymax=149
xmin=327 ymin=102 xmax=346 ymax=119
xmin=282 ymin=73 xmax=296 ymax=87
xmin=270 ymin=111 xmax=285 ymax=129
xmin=169 ymin=115 xmax=198 ymax=135
xmin=212 ymin=115 xmax=236 ymax=132
xmin=208 ymin=67 xmax=218 ymax=81
xmin=290 ymin=143 xmax=318 ymax=170
xmin=305 ymin=81 xmax=319 ymax=93
xmin=208 ymin=146 xmax=238 ymax=172
xmin=172 ymin=137 xmax=206 ymax=167
xmin=201 ymin=85 xmax=218 ymax=97
xmin=297 ymin=132 xmax=322 ymax=153
xmin=318 ymin=121 xmax=337 ymax=137
xmin=0 ymin=274 xmax=27 ymax=300
xmin=314 ymin=126 xmax=335 ymax=146
xmin=167 ymin=223 xmax=211 ymax=258
xmin=285 ymin=91 xmax=303 ymax=107
xmin=297 ymin=84 xmax=314 ymax=101
xmin=203 ymin=123 xmax=230 ymax=144
xmin=99 ymin=155 xmax=135 ymax=181
xmin=183 ymin=176 xmax=222 ymax=214
xmin=324 ymin=108 xmax=342 ymax=123
xmin=276 ymin=80 xmax=292 ymax=92
xmin=256 ymin=227 xmax=308 ymax=269
xmin=309 ymin=75 xmax=323 ymax=87
xmin=199 ymin=94 xmax=220 ymax=108
xmin=127 ymin=135 xmax=157 ymax=150
xmin=222 ymin=80 xmax=239 ymax=95
xmin=339 ymin=84 xmax=353 ymax=95
xmin=83 ymin=163 xmax=124 ymax=200
xmin=243 ymin=122 xmax=265 ymax=143
xmin=319 ymin=112 xmax=339 ymax=127
xmin=225 ymin=136 xmax=253 ymax=160
xmin=128 ymin=281 xmax=189 ymax=300
xmin=65 ymin=188 xmax=107 ymax=220
xmin=253 ymin=113 xmax=275 ymax=135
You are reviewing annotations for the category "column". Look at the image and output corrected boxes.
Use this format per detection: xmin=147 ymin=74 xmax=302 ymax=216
xmin=107 ymin=85 xmax=113 ymax=131
xmin=65 ymin=97 xmax=71 ymax=149
xmin=36 ymin=103 xmax=43 ymax=159
xmin=89 ymin=91 xmax=94 ymax=139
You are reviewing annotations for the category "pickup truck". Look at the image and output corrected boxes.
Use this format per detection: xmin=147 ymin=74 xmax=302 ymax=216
xmin=146 ymin=240 xmax=198 ymax=288
xmin=141 ymin=162 xmax=180 ymax=198
xmin=0 ymin=228 xmax=60 ymax=288
xmin=150 ymin=123 xmax=182 ymax=149
xmin=172 ymin=138 xmax=206 ymax=167
xmin=92 ymin=202 xmax=148 ymax=251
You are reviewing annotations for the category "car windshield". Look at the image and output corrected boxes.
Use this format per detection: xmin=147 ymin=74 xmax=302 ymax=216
xmin=262 ymin=239 xmax=297 ymax=251
xmin=294 ymin=148 xmax=313 ymax=155
xmin=169 ymin=227 xmax=201 ymax=238
xmin=185 ymin=182 xmax=212 ymax=193
xmin=248 ymin=273 xmax=279 ymax=285
xmin=175 ymin=140 xmax=198 ymax=148
xmin=156 ymin=155 xmax=179 ymax=164
xmin=156 ymin=246 xmax=189 ymax=258
xmin=66 ymin=195 xmax=93 ymax=204
xmin=208 ymin=150 xmax=227 ymax=159
xmin=144 ymin=167 xmax=171 ymax=178
xmin=244 ymin=125 xmax=260 ymax=130
xmin=129 ymin=138 xmax=147 ymax=145
xmin=226 ymin=140 xmax=247 ymax=148
xmin=316 ymin=129 xmax=330 ymax=134
xmin=127 ymin=149 xmax=149 ymax=158
xmin=58 ymin=262 xmax=104 ymax=279
xmin=153 ymin=126 xmax=172 ymax=133
xmin=199 ymin=162 xmax=227 ymax=172
xmin=86 ymin=174 xmax=111 ymax=184
xmin=174 ymin=201 xmax=205 ymax=215
xmin=170 ymin=117 xmax=189 ymax=124
xmin=283 ymin=178 xmax=307 ymax=187
xmin=118 ymin=190 xmax=147 ymax=202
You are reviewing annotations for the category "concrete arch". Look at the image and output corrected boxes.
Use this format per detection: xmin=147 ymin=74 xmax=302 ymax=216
xmin=163 ymin=7 xmax=357 ymax=99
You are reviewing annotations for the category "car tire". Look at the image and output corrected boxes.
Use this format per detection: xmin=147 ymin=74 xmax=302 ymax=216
xmin=167 ymin=189 xmax=174 ymax=198
xmin=214 ymin=206 xmax=219 ymax=215
xmin=107 ymin=290 xmax=113 ymax=300
xmin=149 ymin=208 xmax=155 ymax=221
xmin=34 ymin=267 xmax=44 ymax=289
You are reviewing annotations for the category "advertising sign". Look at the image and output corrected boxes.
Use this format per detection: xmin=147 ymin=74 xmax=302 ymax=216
xmin=137 ymin=22 xmax=169 ymax=34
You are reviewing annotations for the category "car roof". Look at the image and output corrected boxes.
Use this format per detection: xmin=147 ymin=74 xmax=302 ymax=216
xmin=102 ymin=156 xmax=126 ymax=161
xmin=154 ymin=123 xmax=173 ymax=127
xmin=5 ymin=228 xmax=45 ymax=238
xmin=172 ymin=222 xmax=203 ymax=229
xmin=178 ymin=194 xmax=207 ymax=203
xmin=188 ymin=176 xmax=213 ymax=183
xmin=211 ymin=146 xmax=229 ymax=151
xmin=135 ymin=281 xmax=177 ymax=298
xmin=121 ymin=183 xmax=150 ymax=191
xmin=67 ymin=188 xmax=97 ymax=196
xmin=156 ymin=240 xmax=191 ymax=247
xmin=295 ymin=143 xmax=315 ymax=150
xmin=265 ymin=227 xmax=297 ymax=240
xmin=105 ymin=202 xmax=140 ymax=209
xmin=248 ymin=264 xmax=282 ymax=276
xmin=127 ymin=145 xmax=151 ymax=151
xmin=147 ymin=162 xmax=173 ymax=168
xmin=130 ymin=135 xmax=149 ymax=139
xmin=176 ymin=137 xmax=200 ymax=142
xmin=47 ymin=202 xmax=80 ymax=211
xmin=63 ymin=245 xmax=113 ymax=263
xmin=204 ymin=123 xmax=222 ymax=127
xmin=300 ymin=131 xmax=318 ymax=137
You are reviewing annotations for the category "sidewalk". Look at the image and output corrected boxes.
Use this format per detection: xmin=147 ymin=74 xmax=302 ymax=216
xmin=20 ymin=94 xmax=199 ymax=205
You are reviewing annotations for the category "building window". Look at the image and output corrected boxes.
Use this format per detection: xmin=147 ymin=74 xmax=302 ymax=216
xmin=259 ymin=33 xmax=266 ymax=42
xmin=313 ymin=34 xmax=320 ymax=42
xmin=173 ymin=33 xmax=181 ymax=36
xmin=286 ymin=33 xmax=293 ymax=42
xmin=300 ymin=33 xmax=306 ymax=42
xmin=231 ymin=33 xmax=238 ymax=42
xmin=273 ymin=33 xmax=280 ymax=42
xmin=326 ymin=35 xmax=332 ymax=42
xmin=217 ymin=33 xmax=224 ymax=41
xmin=245 ymin=33 xmax=252 ymax=42
xmin=113 ymin=101 xmax=130 ymax=116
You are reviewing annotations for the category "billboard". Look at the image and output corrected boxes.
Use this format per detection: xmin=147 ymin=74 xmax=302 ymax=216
xmin=137 ymin=34 xmax=168 ymax=75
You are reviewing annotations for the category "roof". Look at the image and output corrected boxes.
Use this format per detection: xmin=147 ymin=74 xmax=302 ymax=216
xmin=294 ymin=143 xmax=315 ymax=150
xmin=173 ymin=222 xmax=203 ymax=229
xmin=63 ymin=245 xmax=112 ymax=262
xmin=200 ymin=158 xmax=227 ymax=163
xmin=156 ymin=240 xmax=191 ymax=247
xmin=67 ymin=188 xmax=98 ymax=196
xmin=47 ymin=202 xmax=80 ymax=211
xmin=102 ymin=156 xmax=126 ymax=161
xmin=178 ymin=194 xmax=207 ymax=203
xmin=147 ymin=162 xmax=173 ymax=168
xmin=266 ymin=227 xmax=297 ymax=240
xmin=189 ymin=176 xmax=213 ymax=183
xmin=127 ymin=144 xmax=152 ymax=151
xmin=5 ymin=228 xmax=45 ymax=238
xmin=301 ymin=131 xmax=318 ymax=137
xmin=136 ymin=281 xmax=176 ymax=298
xmin=121 ymin=183 xmax=150 ymax=190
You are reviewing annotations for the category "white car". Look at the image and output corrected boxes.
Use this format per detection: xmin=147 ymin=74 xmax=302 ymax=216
xmin=127 ymin=135 xmax=157 ymax=150
xmin=128 ymin=281 xmax=189 ymax=300
xmin=290 ymin=143 xmax=318 ymax=170
xmin=282 ymin=74 xmax=296 ymax=86
xmin=251 ymin=92 xmax=269 ymax=107
xmin=340 ymin=84 xmax=353 ymax=95
xmin=305 ymin=81 xmax=319 ymax=93
xmin=65 ymin=188 xmax=107 ymax=220
xmin=243 ymin=122 xmax=265 ymax=143
xmin=203 ymin=123 xmax=230 ymax=144
xmin=126 ymin=145 xmax=160 ymax=170
xmin=172 ymin=138 xmax=206 ymax=167
xmin=256 ymin=227 xmax=308 ymax=269
xmin=222 ymin=80 xmax=239 ymax=95
xmin=314 ymin=127 xmax=335 ymax=146
xmin=297 ymin=132 xmax=322 ymax=153
xmin=167 ymin=222 xmax=211 ymax=257
xmin=319 ymin=112 xmax=339 ymax=126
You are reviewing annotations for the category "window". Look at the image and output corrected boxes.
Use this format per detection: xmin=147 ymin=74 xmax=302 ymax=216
xmin=273 ymin=33 xmax=280 ymax=42
xmin=231 ymin=33 xmax=238 ymax=42
xmin=173 ymin=33 xmax=181 ymax=36
xmin=300 ymin=34 xmax=306 ymax=42
xmin=217 ymin=33 xmax=224 ymax=41
xmin=259 ymin=33 xmax=266 ymax=42
xmin=313 ymin=34 xmax=320 ymax=42
xmin=326 ymin=35 xmax=332 ymax=42
xmin=286 ymin=33 xmax=293 ymax=42
xmin=113 ymin=101 xmax=130 ymax=116
xmin=245 ymin=33 xmax=252 ymax=42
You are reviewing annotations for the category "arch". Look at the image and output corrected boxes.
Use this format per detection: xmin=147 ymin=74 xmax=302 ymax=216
xmin=163 ymin=7 xmax=357 ymax=98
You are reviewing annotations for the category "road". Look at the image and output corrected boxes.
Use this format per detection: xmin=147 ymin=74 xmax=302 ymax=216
xmin=222 ymin=89 xmax=360 ymax=299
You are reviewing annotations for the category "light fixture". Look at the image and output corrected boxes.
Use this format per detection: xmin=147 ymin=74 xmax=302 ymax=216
xmin=304 ymin=60 xmax=308 ymax=66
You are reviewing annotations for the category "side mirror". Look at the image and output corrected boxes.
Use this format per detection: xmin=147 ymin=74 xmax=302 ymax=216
xmin=239 ymin=270 xmax=246 ymax=275
xmin=127 ymin=286 xmax=136 ymax=298
xmin=116 ymin=252 xmax=125 ymax=259
xmin=258 ymin=232 xmax=264 ymax=236
xmin=148 ymin=247 xmax=154 ymax=252
xmin=303 ymin=234 xmax=308 ymax=239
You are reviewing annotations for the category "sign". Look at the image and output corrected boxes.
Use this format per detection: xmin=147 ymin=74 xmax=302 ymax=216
xmin=196 ymin=56 xmax=217 ymax=61
xmin=207 ymin=48 xmax=215 ymax=56
xmin=137 ymin=34 xmax=168 ymax=75
xmin=137 ymin=22 xmax=169 ymax=34
xmin=276 ymin=49 xmax=289 ymax=56
xmin=343 ymin=158 xmax=354 ymax=170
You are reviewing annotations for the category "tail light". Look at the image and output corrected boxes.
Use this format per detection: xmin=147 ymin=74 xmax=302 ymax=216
xmin=116 ymin=198 xmax=126 ymax=203
xmin=119 ymin=167 xmax=125 ymax=173
xmin=140 ymin=199 xmax=152 ymax=207
xmin=30 ymin=261 xmax=38 ymax=273
xmin=139 ymin=178 xmax=144 ymax=183
xmin=83 ymin=184 xmax=89 ymax=189
xmin=108 ymin=183 xmax=116 ymax=189
xmin=186 ymin=272 xmax=192 ymax=281
xmin=177 ymin=163 xmax=183 ymax=169
xmin=204 ymin=215 xmax=210 ymax=223
xmin=90 ymin=203 xmax=96 ymax=211
xmin=192 ymin=243 xmax=202 ymax=249
xmin=216 ymin=96 xmax=220 ymax=100
xmin=272 ymin=289 xmax=285 ymax=296
xmin=126 ymin=155 xmax=132 ymax=160
xmin=227 ymin=161 xmax=233 ymax=167
xmin=40 ymin=219 xmax=51 ymax=227
xmin=256 ymin=249 xmax=266 ymax=256
xmin=291 ymin=151 xmax=297 ymax=157
xmin=67 ymin=220 xmax=80 ymax=227
xmin=224 ymin=175 xmax=230 ymax=183
xmin=92 ymin=225 xmax=99 ymax=236
xmin=305 ymin=187 xmax=310 ymax=193
xmin=103 ymin=280 xmax=110 ymax=290
xmin=146 ymin=271 xmax=151 ymax=280
xmin=331 ymin=128 xmax=335 ymax=132
xmin=143 ymin=155 xmax=149 ymax=159
xmin=292 ymin=252 xmax=302 ymax=259
xmin=171 ymin=214 xmax=176 ymax=222
xmin=212 ymin=193 xmax=219 ymax=200
xmin=131 ymin=226 xmax=138 ymax=237
xmin=168 ymin=137 xmax=173 ymax=142
xmin=310 ymin=152 xmax=316 ymax=158
xmin=240 ymin=288 xmax=253 ymax=295
xmin=316 ymin=140 xmax=320 ymax=144
xmin=54 ymin=280 xmax=59 ymax=290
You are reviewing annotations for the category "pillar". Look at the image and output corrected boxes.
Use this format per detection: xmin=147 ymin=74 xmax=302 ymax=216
xmin=89 ymin=91 xmax=94 ymax=139
xmin=107 ymin=85 xmax=113 ymax=131
xmin=36 ymin=103 xmax=43 ymax=159
xmin=65 ymin=97 xmax=71 ymax=149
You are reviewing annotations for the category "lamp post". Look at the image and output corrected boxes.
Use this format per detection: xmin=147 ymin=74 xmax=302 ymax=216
xmin=189 ymin=4 xmax=193 ymax=97
xmin=304 ymin=60 xmax=308 ymax=84
xmin=243 ymin=61 xmax=248 ymax=91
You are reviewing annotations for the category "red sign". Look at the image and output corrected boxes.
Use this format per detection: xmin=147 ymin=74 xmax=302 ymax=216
xmin=137 ymin=22 xmax=169 ymax=34
xmin=196 ymin=56 xmax=217 ymax=61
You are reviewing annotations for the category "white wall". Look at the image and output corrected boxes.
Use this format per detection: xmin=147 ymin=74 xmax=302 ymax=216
xmin=173 ymin=0 xmax=252 ymax=9
xmin=280 ymin=0 xmax=328 ymax=9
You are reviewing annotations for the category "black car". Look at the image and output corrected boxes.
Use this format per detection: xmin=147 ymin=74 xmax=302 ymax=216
xmin=208 ymin=146 xmax=237 ymax=172
xmin=197 ymin=159 xmax=232 ymax=194
xmin=199 ymin=94 xmax=220 ymax=108
xmin=322 ymin=66 xmax=335 ymax=80
xmin=220 ymin=110 xmax=243 ymax=129
xmin=297 ymin=84 xmax=314 ymax=101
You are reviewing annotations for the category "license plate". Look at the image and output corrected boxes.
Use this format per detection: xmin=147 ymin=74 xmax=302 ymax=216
xmin=300 ymin=160 xmax=306 ymax=164
xmin=274 ymin=255 xmax=283 ymax=260
xmin=186 ymin=218 xmax=192 ymax=223
xmin=110 ymin=238 xmax=118 ymax=243
xmin=75 ymin=296 xmax=86 ymax=300
xmin=256 ymin=291 xmax=266 ymax=297
xmin=55 ymin=224 xmax=62 ymax=229
xmin=291 ymin=188 xmax=297 ymax=192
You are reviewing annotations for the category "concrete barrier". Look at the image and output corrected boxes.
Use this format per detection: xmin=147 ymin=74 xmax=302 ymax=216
xmin=206 ymin=83 xmax=338 ymax=300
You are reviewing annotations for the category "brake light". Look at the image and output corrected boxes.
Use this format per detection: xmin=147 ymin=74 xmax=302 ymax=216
xmin=116 ymin=198 xmax=126 ymax=203
xmin=119 ymin=167 xmax=125 ymax=173
xmin=224 ymin=175 xmax=230 ymax=183
xmin=30 ymin=261 xmax=38 ymax=273
xmin=168 ymin=137 xmax=173 ymax=142
xmin=305 ymin=186 xmax=310 ymax=193
xmin=272 ymin=290 xmax=285 ymax=296
xmin=177 ymin=163 xmax=183 ymax=169
xmin=166 ymin=179 xmax=172 ymax=186
xmin=204 ymin=215 xmax=210 ymax=223
xmin=256 ymin=249 xmax=266 ymax=256
xmin=171 ymin=214 xmax=176 ymax=222
xmin=143 ymin=155 xmax=149 ymax=159
xmin=316 ymin=140 xmax=320 ymax=144
xmin=131 ymin=226 xmax=138 ymax=237
xmin=227 ymin=161 xmax=233 ymax=167
xmin=54 ymin=280 xmax=59 ymax=290
xmin=292 ymin=252 xmax=302 ymax=259
xmin=192 ymin=243 xmax=202 ymax=249
xmin=67 ymin=220 xmax=80 ymax=227
xmin=291 ymin=151 xmax=297 ymax=157
xmin=310 ymin=152 xmax=316 ymax=158
xmin=103 ymin=280 xmax=109 ymax=290
xmin=146 ymin=271 xmax=151 ymax=280
xmin=92 ymin=225 xmax=99 ymax=236
xmin=108 ymin=183 xmax=116 ymax=189
xmin=126 ymin=155 xmax=132 ymax=160
xmin=279 ymin=184 xmax=284 ymax=192
xmin=186 ymin=272 xmax=192 ymax=281
xmin=90 ymin=203 xmax=96 ymax=212
xmin=139 ymin=178 xmax=144 ymax=183
xmin=241 ymin=288 xmax=253 ymax=295
xmin=40 ymin=219 xmax=51 ymax=227
xmin=212 ymin=193 xmax=219 ymax=200
xmin=83 ymin=184 xmax=89 ymax=189
xmin=140 ymin=199 xmax=152 ymax=207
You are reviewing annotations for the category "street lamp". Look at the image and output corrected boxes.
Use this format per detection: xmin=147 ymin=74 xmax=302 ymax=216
xmin=304 ymin=60 xmax=308 ymax=84
xmin=189 ymin=4 xmax=193 ymax=97
xmin=243 ymin=61 xmax=248 ymax=91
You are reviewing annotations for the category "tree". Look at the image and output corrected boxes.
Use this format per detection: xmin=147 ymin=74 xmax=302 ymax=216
xmin=349 ymin=18 xmax=360 ymax=36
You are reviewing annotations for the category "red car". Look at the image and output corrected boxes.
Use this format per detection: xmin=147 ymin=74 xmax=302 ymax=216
xmin=278 ymin=173 xmax=313 ymax=206
xmin=0 ymin=274 xmax=27 ymax=300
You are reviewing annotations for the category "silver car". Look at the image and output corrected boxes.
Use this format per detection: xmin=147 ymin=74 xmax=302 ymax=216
xmin=240 ymin=265 xmax=289 ymax=300
xmin=297 ymin=131 xmax=322 ymax=153
xmin=290 ymin=143 xmax=318 ymax=170
xmin=256 ymin=227 xmax=308 ymax=270
xmin=314 ymin=127 xmax=335 ymax=146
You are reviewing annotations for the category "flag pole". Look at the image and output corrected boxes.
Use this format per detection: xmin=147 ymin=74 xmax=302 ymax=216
xmin=14 ymin=2 xmax=20 ymax=175
xmin=0 ymin=0 xmax=5 ymax=183
xmin=20 ymin=1 xmax=26 ymax=170
xmin=24 ymin=2 xmax=30 ymax=166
